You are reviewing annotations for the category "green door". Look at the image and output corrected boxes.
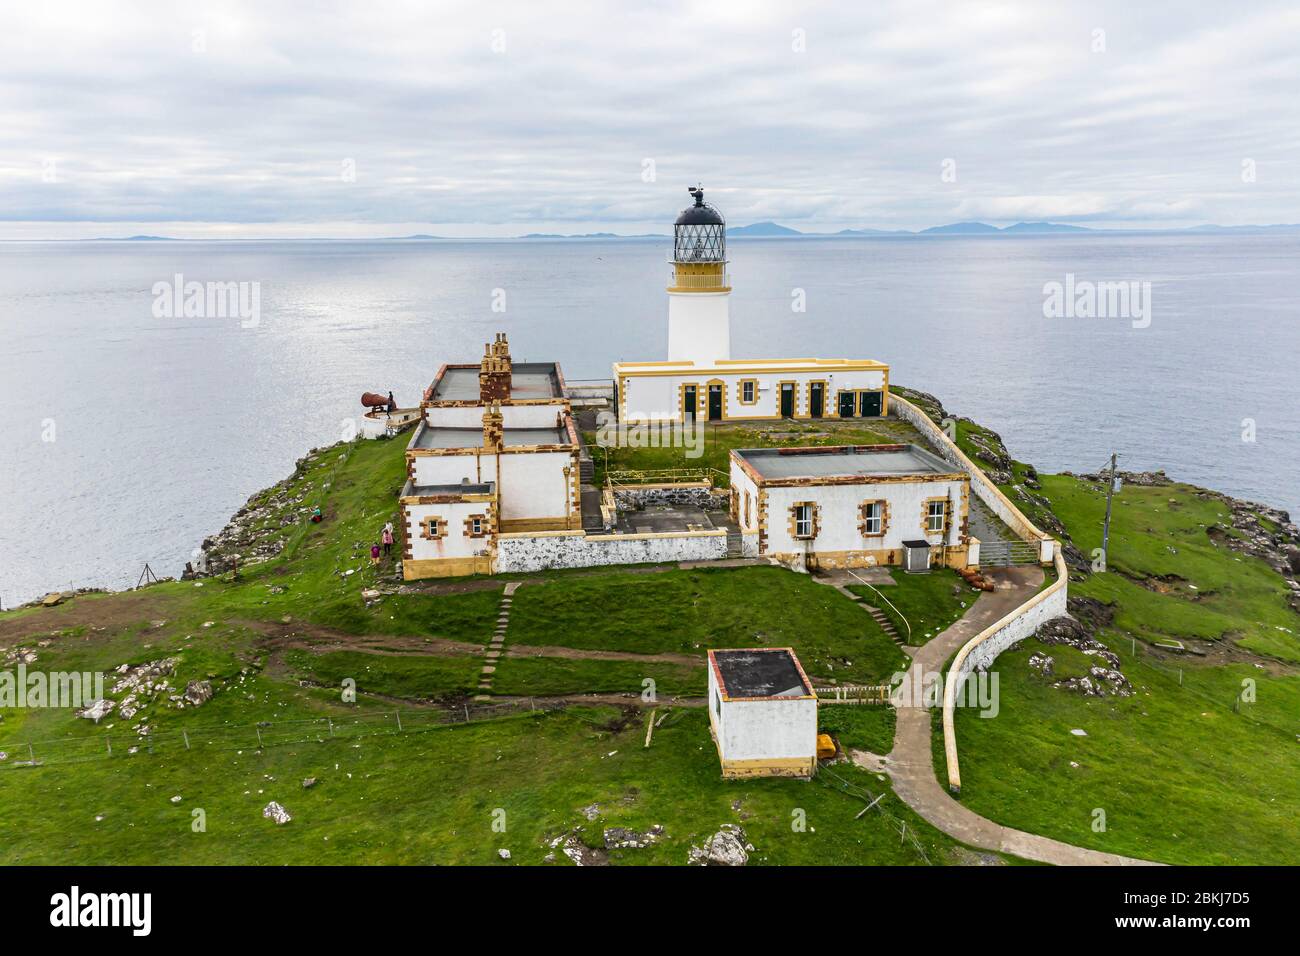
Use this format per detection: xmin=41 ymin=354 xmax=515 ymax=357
xmin=708 ymin=384 xmax=723 ymax=421
xmin=809 ymin=382 xmax=824 ymax=418
xmin=860 ymin=391 xmax=883 ymax=417
xmin=838 ymin=391 xmax=857 ymax=417
xmin=780 ymin=383 xmax=795 ymax=418
xmin=683 ymin=385 xmax=696 ymax=421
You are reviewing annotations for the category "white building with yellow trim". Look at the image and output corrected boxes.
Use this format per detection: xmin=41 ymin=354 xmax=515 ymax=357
xmin=400 ymin=334 xmax=583 ymax=579
xmin=613 ymin=187 xmax=890 ymax=424
xmin=729 ymin=444 xmax=973 ymax=572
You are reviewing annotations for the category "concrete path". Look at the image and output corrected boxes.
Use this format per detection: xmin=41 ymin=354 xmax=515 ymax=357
xmin=870 ymin=566 xmax=1162 ymax=866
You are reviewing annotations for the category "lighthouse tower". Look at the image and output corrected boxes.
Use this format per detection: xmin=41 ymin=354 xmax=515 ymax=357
xmin=667 ymin=186 xmax=731 ymax=364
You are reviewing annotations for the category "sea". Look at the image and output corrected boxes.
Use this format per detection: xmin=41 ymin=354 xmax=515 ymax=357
xmin=1 ymin=233 xmax=1297 ymax=606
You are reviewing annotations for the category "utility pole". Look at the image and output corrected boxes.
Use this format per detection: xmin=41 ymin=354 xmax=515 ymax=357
xmin=1101 ymin=452 xmax=1119 ymax=567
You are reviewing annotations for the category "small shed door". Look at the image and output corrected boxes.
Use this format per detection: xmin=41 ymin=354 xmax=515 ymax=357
xmin=683 ymin=385 xmax=697 ymax=421
xmin=809 ymin=383 xmax=824 ymax=418
xmin=708 ymin=384 xmax=723 ymax=421
xmin=780 ymin=383 xmax=795 ymax=418
xmin=860 ymin=391 xmax=883 ymax=417
xmin=838 ymin=391 xmax=856 ymax=417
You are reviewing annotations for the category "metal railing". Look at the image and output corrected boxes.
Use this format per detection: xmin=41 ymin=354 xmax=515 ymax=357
xmin=606 ymin=468 xmax=729 ymax=489
xmin=846 ymin=569 xmax=913 ymax=642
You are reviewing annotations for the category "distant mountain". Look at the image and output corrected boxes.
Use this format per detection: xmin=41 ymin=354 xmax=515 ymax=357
xmin=729 ymin=221 xmax=803 ymax=237
xmin=919 ymin=221 xmax=1002 ymax=235
xmin=834 ymin=227 xmax=913 ymax=236
xmin=519 ymin=231 xmax=666 ymax=239
xmin=1000 ymin=221 xmax=1092 ymax=234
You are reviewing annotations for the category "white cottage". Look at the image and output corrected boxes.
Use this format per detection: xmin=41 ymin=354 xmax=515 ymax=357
xmin=728 ymin=444 xmax=973 ymax=571
xmin=707 ymin=648 xmax=819 ymax=779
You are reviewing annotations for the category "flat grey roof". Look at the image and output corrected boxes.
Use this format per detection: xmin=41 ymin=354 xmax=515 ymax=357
xmin=401 ymin=479 xmax=495 ymax=497
xmin=411 ymin=423 xmax=569 ymax=450
xmin=712 ymin=649 xmax=811 ymax=699
xmin=431 ymin=363 xmax=562 ymax=401
xmin=735 ymin=444 xmax=954 ymax=481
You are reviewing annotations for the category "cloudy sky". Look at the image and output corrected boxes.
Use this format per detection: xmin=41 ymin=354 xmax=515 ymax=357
xmin=3 ymin=0 xmax=1298 ymax=237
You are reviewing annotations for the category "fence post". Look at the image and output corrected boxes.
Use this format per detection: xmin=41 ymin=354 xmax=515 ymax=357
xmin=1179 ymin=669 xmax=1183 ymax=687
xmin=395 ymin=710 xmax=402 ymax=731
xmin=106 ymin=736 xmax=112 ymax=755
xmin=328 ymin=718 xmax=334 ymax=737
xmin=183 ymin=730 xmax=190 ymax=750
xmin=29 ymin=743 xmax=35 ymax=763
xmin=256 ymin=727 xmax=263 ymax=747
xmin=463 ymin=704 xmax=470 ymax=723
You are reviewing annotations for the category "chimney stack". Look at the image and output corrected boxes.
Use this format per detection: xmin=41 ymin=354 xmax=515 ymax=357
xmin=482 ymin=401 xmax=504 ymax=451
xmin=479 ymin=332 xmax=512 ymax=403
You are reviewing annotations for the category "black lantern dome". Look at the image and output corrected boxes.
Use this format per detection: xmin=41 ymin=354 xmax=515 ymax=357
xmin=673 ymin=185 xmax=726 ymax=263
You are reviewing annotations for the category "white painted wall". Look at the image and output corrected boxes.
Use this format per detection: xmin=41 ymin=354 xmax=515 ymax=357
xmin=424 ymin=402 xmax=567 ymax=429
xmin=622 ymin=366 xmax=887 ymax=421
xmin=496 ymin=529 xmax=726 ymax=572
xmin=411 ymin=451 xmax=572 ymax=523
xmin=761 ymin=478 xmax=967 ymax=555
xmin=404 ymin=499 xmax=491 ymax=562
xmin=708 ymin=665 xmax=817 ymax=762
xmin=667 ymin=291 xmax=730 ymax=364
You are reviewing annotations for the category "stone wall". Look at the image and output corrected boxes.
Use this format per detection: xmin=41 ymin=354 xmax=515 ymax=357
xmin=890 ymin=394 xmax=1053 ymax=557
xmin=496 ymin=529 xmax=727 ymax=573
xmin=613 ymin=484 xmax=729 ymax=511
xmin=941 ymin=551 xmax=1069 ymax=792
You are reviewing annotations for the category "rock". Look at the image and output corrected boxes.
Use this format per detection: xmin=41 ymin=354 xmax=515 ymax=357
xmin=361 ymin=589 xmax=381 ymax=602
xmin=604 ymin=825 xmax=665 ymax=850
xmin=498 ymin=848 xmax=511 ymax=860
xmin=302 ymin=777 xmax=317 ymax=789
xmin=688 ymin=824 xmax=749 ymax=866
xmin=1028 ymin=652 xmax=1054 ymax=677
xmin=184 ymin=680 xmax=213 ymax=707
xmin=77 ymin=699 xmax=115 ymax=721
xmin=1070 ymin=728 xmax=1088 ymax=736
xmin=262 ymin=801 xmax=292 ymax=825
xmin=41 ymin=593 xmax=63 ymax=607
xmin=170 ymin=795 xmax=182 ymax=804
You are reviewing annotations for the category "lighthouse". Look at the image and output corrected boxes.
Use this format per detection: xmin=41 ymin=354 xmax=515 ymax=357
xmin=667 ymin=185 xmax=731 ymax=364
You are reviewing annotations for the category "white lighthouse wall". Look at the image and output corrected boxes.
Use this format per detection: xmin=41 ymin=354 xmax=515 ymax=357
xmin=667 ymin=292 xmax=731 ymax=365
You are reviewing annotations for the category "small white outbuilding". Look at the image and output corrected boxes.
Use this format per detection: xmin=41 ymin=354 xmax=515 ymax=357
xmin=706 ymin=648 xmax=818 ymax=779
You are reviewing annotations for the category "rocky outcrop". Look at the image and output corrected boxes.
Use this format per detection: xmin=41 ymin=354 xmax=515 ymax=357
xmin=186 ymin=444 xmax=349 ymax=578
xmin=1027 ymin=617 xmax=1132 ymax=697
xmin=688 ymin=824 xmax=751 ymax=866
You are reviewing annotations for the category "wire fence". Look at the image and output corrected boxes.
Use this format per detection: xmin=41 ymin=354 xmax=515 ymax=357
xmin=0 ymin=698 xmax=567 ymax=771
xmin=1119 ymin=636 xmax=1292 ymax=737
xmin=816 ymin=765 xmax=933 ymax=865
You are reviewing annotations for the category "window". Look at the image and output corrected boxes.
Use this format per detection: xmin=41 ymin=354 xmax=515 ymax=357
xmin=926 ymin=499 xmax=947 ymax=534
xmin=793 ymin=502 xmax=816 ymax=539
xmin=421 ymin=516 xmax=445 ymax=540
xmin=464 ymin=513 xmax=487 ymax=538
xmin=739 ymin=378 xmax=757 ymax=405
xmin=861 ymin=500 xmax=885 ymax=536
